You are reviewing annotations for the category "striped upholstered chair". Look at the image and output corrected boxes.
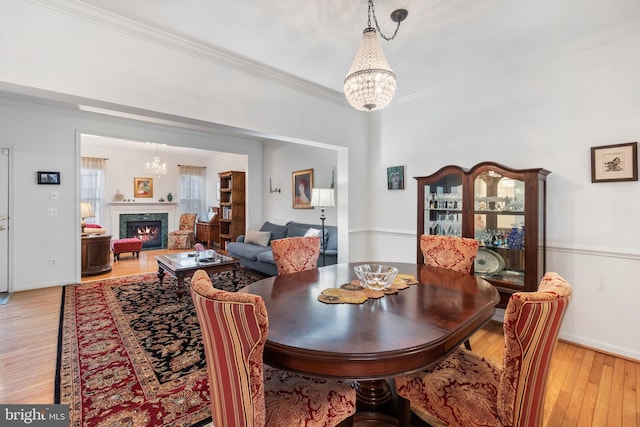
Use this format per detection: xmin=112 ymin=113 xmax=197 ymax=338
xmin=395 ymin=272 xmax=572 ymax=427
xmin=420 ymin=234 xmax=479 ymax=274
xmin=271 ymin=236 xmax=321 ymax=275
xmin=190 ymin=270 xmax=356 ymax=427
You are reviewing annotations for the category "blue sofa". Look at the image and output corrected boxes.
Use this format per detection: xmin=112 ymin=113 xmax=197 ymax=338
xmin=227 ymin=221 xmax=338 ymax=276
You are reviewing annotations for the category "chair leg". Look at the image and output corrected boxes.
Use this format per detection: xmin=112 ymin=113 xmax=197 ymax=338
xmin=464 ymin=339 xmax=472 ymax=350
xmin=397 ymin=394 xmax=412 ymax=427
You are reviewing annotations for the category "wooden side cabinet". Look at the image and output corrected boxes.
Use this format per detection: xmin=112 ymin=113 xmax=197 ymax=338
xmin=81 ymin=234 xmax=112 ymax=276
xmin=196 ymin=214 xmax=219 ymax=248
xmin=415 ymin=162 xmax=550 ymax=307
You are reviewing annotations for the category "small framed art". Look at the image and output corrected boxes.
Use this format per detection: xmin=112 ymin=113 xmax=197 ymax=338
xmin=134 ymin=177 xmax=153 ymax=197
xmin=37 ymin=171 xmax=60 ymax=185
xmin=387 ymin=165 xmax=405 ymax=190
xmin=292 ymin=168 xmax=314 ymax=208
xmin=591 ymin=142 xmax=637 ymax=183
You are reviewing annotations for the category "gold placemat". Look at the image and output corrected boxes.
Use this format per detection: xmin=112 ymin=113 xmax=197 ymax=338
xmin=317 ymin=275 xmax=419 ymax=304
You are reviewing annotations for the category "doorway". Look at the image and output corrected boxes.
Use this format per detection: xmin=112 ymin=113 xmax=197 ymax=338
xmin=0 ymin=148 xmax=9 ymax=293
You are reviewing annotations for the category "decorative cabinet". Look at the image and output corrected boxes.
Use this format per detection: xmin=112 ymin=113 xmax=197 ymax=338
xmin=218 ymin=171 xmax=245 ymax=250
xmin=81 ymin=234 xmax=112 ymax=276
xmin=415 ymin=162 xmax=550 ymax=307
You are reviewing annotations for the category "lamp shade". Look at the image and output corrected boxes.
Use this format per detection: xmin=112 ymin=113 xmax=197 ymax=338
xmin=310 ymin=188 xmax=335 ymax=208
xmin=344 ymin=27 xmax=397 ymax=111
xmin=81 ymin=202 xmax=94 ymax=219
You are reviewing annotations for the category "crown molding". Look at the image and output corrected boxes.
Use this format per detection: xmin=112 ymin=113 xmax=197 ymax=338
xmin=26 ymin=0 xmax=346 ymax=105
xmin=396 ymin=17 xmax=640 ymax=105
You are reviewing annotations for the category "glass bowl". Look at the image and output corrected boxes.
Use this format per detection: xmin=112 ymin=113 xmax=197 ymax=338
xmin=354 ymin=264 xmax=399 ymax=291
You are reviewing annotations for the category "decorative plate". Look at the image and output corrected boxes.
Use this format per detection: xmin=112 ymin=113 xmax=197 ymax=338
xmin=474 ymin=248 xmax=505 ymax=275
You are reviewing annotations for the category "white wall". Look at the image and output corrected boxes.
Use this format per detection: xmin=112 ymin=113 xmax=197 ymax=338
xmin=368 ymin=32 xmax=640 ymax=360
xmin=262 ymin=141 xmax=338 ymax=228
xmin=81 ymin=138 xmax=249 ymax=232
xmin=0 ymin=1 xmax=368 ymax=291
xmin=0 ymin=98 xmax=265 ymax=290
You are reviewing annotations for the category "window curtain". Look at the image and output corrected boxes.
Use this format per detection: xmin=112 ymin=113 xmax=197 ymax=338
xmin=81 ymin=157 xmax=107 ymax=225
xmin=179 ymin=165 xmax=206 ymax=216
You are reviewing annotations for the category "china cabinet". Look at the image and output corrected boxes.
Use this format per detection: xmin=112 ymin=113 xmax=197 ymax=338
xmin=218 ymin=171 xmax=245 ymax=249
xmin=415 ymin=162 xmax=550 ymax=307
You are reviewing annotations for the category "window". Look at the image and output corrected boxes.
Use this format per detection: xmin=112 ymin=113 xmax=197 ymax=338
xmin=80 ymin=157 xmax=107 ymax=225
xmin=179 ymin=165 xmax=206 ymax=215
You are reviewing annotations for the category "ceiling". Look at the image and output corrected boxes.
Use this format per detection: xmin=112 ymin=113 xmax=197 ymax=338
xmin=79 ymin=0 xmax=640 ymax=101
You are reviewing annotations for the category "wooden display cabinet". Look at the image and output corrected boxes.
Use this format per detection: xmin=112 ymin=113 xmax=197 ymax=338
xmin=218 ymin=171 xmax=246 ymax=249
xmin=415 ymin=162 xmax=550 ymax=307
xmin=81 ymin=234 xmax=112 ymax=276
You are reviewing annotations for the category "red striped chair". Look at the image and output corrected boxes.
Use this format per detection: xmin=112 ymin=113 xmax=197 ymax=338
xmin=271 ymin=236 xmax=321 ymax=275
xmin=395 ymin=272 xmax=572 ymax=427
xmin=420 ymin=234 xmax=479 ymax=274
xmin=190 ymin=270 xmax=355 ymax=427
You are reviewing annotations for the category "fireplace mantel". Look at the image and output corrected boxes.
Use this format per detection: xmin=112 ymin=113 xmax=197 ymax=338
xmin=108 ymin=202 xmax=179 ymax=238
xmin=109 ymin=202 xmax=178 ymax=206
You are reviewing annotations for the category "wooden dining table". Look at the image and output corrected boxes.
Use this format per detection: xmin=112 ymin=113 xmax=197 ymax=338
xmin=239 ymin=262 xmax=500 ymax=423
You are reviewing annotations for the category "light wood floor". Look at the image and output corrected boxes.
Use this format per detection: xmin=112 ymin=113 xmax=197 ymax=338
xmin=0 ymin=249 xmax=638 ymax=426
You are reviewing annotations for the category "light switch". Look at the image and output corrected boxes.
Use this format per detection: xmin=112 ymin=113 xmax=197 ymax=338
xmin=47 ymin=208 xmax=57 ymax=217
xmin=49 ymin=191 xmax=59 ymax=200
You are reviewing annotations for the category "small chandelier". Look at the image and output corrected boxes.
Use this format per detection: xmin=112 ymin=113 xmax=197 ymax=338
xmin=344 ymin=0 xmax=408 ymax=112
xmin=145 ymin=143 xmax=167 ymax=175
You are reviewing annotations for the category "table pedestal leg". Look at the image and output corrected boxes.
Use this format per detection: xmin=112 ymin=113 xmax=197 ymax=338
xmin=355 ymin=379 xmax=392 ymax=408
xmin=354 ymin=379 xmax=403 ymax=424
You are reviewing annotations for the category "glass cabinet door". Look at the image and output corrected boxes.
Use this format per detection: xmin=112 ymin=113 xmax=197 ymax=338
xmin=473 ymin=170 xmax=526 ymax=286
xmin=423 ymin=172 xmax=463 ymax=237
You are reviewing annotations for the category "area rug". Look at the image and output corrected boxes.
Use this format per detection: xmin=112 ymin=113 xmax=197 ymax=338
xmin=56 ymin=268 xmax=268 ymax=427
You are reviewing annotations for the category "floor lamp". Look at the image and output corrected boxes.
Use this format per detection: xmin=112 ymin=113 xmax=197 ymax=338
xmin=310 ymin=188 xmax=335 ymax=266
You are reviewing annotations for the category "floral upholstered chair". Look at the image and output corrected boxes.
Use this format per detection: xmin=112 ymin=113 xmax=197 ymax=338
xmin=167 ymin=213 xmax=197 ymax=249
xmin=395 ymin=272 xmax=572 ymax=427
xmin=271 ymin=236 xmax=321 ymax=275
xmin=190 ymin=270 xmax=356 ymax=427
xmin=420 ymin=234 xmax=479 ymax=350
xmin=420 ymin=234 xmax=479 ymax=274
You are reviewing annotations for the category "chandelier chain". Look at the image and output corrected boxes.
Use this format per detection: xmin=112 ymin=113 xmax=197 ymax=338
xmin=367 ymin=0 xmax=402 ymax=41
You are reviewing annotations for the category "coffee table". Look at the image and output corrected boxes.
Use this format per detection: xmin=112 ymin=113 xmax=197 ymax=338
xmin=155 ymin=251 xmax=241 ymax=299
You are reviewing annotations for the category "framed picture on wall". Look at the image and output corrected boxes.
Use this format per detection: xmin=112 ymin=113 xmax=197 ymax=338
xmin=134 ymin=177 xmax=153 ymax=198
xmin=292 ymin=168 xmax=314 ymax=208
xmin=591 ymin=142 xmax=638 ymax=182
xmin=387 ymin=165 xmax=405 ymax=190
xmin=37 ymin=171 xmax=60 ymax=185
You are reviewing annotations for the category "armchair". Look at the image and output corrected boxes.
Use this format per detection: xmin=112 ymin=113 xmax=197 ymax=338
xmin=168 ymin=213 xmax=197 ymax=250
xmin=190 ymin=269 xmax=356 ymax=426
xmin=395 ymin=272 xmax=572 ymax=427
xmin=271 ymin=236 xmax=321 ymax=275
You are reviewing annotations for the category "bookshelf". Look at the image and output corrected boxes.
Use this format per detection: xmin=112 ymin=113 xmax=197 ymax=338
xmin=218 ymin=171 xmax=245 ymax=249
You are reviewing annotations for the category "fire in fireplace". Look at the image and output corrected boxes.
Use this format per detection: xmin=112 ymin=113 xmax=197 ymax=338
xmin=126 ymin=220 xmax=162 ymax=249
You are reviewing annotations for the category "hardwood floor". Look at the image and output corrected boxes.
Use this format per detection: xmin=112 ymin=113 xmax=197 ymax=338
xmin=0 ymin=249 xmax=638 ymax=426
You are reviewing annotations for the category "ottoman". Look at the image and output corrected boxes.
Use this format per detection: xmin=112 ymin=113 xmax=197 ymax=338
xmin=110 ymin=237 xmax=143 ymax=261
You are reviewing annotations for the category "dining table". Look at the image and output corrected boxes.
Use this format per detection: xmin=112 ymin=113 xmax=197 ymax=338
xmin=239 ymin=262 xmax=500 ymax=424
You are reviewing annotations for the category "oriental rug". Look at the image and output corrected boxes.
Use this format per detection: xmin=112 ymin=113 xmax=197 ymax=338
xmin=56 ymin=268 xmax=268 ymax=427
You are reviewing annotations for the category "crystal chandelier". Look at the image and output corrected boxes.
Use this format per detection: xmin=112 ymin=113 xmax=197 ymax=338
xmin=145 ymin=143 xmax=167 ymax=175
xmin=344 ymin=0 xmax=408 ymax=112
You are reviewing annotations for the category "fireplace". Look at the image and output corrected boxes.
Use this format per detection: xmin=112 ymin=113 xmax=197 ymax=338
xmin=127 ymin=220 xmax=162 ymax=249
xmin=119 ymin=213 xmax=169 ymax=249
